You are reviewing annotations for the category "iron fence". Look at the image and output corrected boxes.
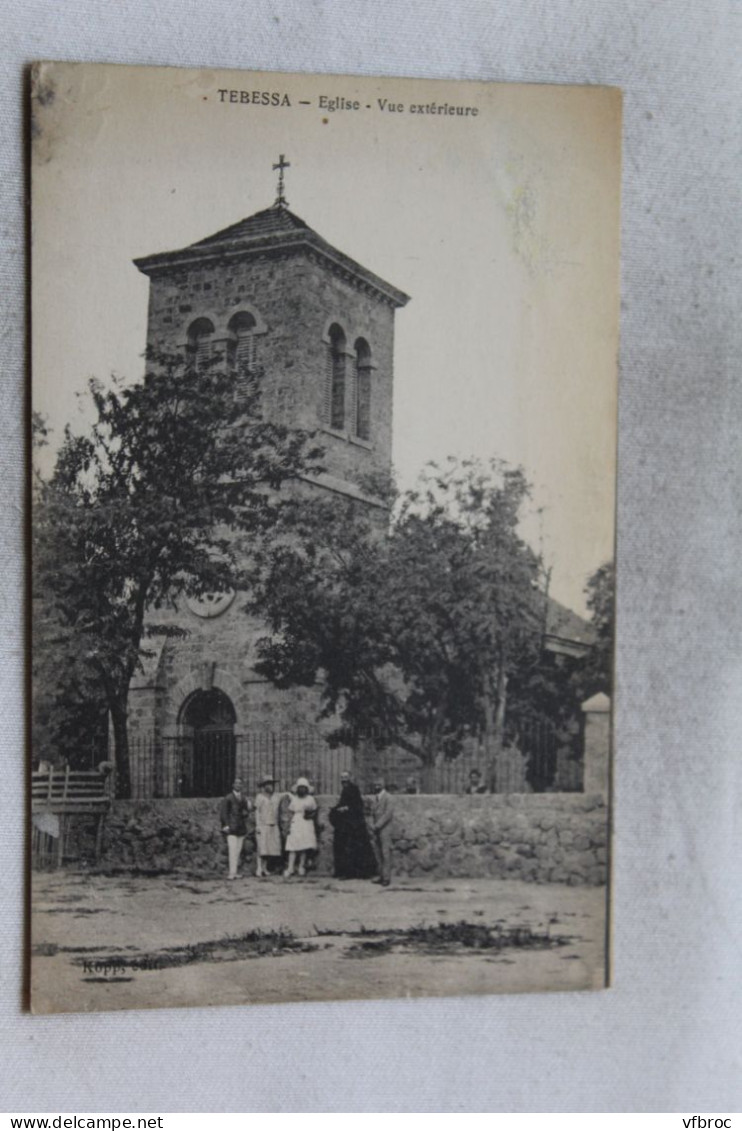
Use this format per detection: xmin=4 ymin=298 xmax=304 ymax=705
xmin=126 ymin=730 xmax=352 ymax=799
xmin=117 ymin=717 xmax=569 ymax=799
xmin=365 ymin=717 xmax=562 ymax=795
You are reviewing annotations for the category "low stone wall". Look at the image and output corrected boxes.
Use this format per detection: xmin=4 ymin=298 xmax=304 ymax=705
xmin=95 ymin=793 xmax=607 ymax=885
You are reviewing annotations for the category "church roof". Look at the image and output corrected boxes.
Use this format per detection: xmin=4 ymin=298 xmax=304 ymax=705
xmin=189 ymin=205 xmax=312 ymax=247
xmin=134 ymin=204 xmax=410 ymax=308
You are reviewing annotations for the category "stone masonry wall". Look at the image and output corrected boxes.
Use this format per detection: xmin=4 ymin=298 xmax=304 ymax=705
xmin=145 ymin=247 xmax=397 ymax=485
xmin=95 ymin=793 xmax=608 ymax=886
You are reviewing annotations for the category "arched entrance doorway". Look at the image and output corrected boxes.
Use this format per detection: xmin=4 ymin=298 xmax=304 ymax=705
xmin=178 ymin=688 xmax=237 ymax=797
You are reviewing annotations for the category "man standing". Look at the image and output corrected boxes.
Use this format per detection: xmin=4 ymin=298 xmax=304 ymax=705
xmin=219 ymin=778 xmax=251 ymax=880
xmin=370 ymin=778 xmax=395 ymax=887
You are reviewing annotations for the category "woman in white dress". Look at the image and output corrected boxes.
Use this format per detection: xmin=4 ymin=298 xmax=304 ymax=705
xmin=283 ymin=778 xmax=318 ymax=878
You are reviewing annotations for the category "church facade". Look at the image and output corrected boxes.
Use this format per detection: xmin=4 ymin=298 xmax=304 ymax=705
xmin=126 ymin=179 xmax=409 ymax=797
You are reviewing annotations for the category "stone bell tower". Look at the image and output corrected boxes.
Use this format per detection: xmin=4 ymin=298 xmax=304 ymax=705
xmin=126 ymin=160 xmax=410 ymax=796
xmin=134 ymin=156 xmax=409 ymax=499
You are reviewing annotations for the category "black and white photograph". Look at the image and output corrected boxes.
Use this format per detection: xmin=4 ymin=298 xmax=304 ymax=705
xmin=30 ymin=61 xmax=620 ymax=1014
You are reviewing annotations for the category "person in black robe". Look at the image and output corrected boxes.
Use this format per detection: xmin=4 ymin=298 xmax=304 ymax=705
xmin=329 ymin=771 xmax=377 ymax=879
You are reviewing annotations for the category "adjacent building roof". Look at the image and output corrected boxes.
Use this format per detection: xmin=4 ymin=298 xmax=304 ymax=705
xmin=134 ymin=203 xmax=410 ymax=309
xmin=544 ymin=596 xmax=596 ymax=658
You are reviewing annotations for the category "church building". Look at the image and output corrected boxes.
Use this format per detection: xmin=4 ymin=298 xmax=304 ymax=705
xmin=126 ymin=162 xmax=410 ymax=797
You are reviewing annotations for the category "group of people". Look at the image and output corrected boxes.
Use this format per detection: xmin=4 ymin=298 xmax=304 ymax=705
xmin=219 ymin=771 xmax=395 ymax=886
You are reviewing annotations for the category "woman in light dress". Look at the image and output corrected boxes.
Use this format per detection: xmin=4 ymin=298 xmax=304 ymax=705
xmin=254 ymin=776 xmax=283 ymax=877
xmin=283 ymin=777 xmax=318 ymax=878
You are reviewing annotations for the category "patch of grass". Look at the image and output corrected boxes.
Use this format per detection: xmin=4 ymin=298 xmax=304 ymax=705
xmin=33 ymin=942 xmax=131 ymax=957
xmin=343 ymin=920 xmax=571 ymax=959
xmin=36 ymin=904 xmax=109 ymax=913
xmin=32 ymin=940 xmax=130 ymax=959
xmin=39 ymin=906 xmax=115 ymax=916
xmin=72 ymin=928 xmax=317 ymax=976
xmin=346 ymin=938 xmax=396 ymax=957
xmin=68 ymin=944 xmax=129 ymax=954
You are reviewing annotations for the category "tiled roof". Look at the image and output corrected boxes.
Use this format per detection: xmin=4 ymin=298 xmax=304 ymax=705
xmin=134 ymin=204 xmax=410 ymax=307
xmin=189 ymin=205 xmax=312 ymax=247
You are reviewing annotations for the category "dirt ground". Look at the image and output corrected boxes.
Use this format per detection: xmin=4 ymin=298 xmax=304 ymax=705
xmin=31 ymin=869 xmax=609 ymax=1014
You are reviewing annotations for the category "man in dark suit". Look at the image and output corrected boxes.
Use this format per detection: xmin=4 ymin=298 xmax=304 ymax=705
xmin=370 ymin=778 xmax=395 ymax=887
xmin=219 ymin=778 xmax=251 ymax=880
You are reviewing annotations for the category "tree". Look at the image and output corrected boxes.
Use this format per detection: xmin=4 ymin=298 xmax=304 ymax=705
xmin=250 ymin=476 xmax=405 ymax=740
xmin=574 ymin=559 xmax=615 ymax=698
xmin=33 ymin=351 xmax=322 ymax=795
xmin=32 ymin=605 xmax=109 ymax=769
xmin=252 ymin=458 xmax=545 ymax=775
xmin=32 ymin=413 xmax=108 ymax=767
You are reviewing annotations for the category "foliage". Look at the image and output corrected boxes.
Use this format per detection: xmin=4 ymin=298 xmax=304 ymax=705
xmin=572 ymin=559 xmax=615 ymax=698
xmin=32 ymin=413 xmax=107 ymax=764
xmin=33 ymin=350 xmax=323 ymax=793
xmin=252 ymin=458 xmax=546 ymax=766
xmin=506 ymin=561 xmax=615 ymax=786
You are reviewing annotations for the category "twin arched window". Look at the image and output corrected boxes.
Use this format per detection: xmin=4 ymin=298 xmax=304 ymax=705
xmin=186 ymin=311 xmax=259 ymax=374
xmin=184 ymin=313 xmax=372 ymax=439
xmin=325 ymin=324 xmax=373 ymax=440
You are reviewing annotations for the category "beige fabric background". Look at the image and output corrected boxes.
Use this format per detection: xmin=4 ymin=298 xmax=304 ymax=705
xmin=2 ymin=0 xmax=740 ymax=1113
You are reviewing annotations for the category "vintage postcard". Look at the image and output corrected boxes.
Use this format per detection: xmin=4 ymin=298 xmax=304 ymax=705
xmin=31 ymin=62 xmax=620 ymax=1013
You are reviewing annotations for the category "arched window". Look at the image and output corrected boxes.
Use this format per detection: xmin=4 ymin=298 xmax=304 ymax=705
xmin=186 ymin=317 xmax=215 ymax=371
xmin=354 ymin=338 xmax=372 ymax=441
xmin=227 ymin=311 xmax=257 ymax=373
xmin=326 ymin=323 xmax=347 ymax=430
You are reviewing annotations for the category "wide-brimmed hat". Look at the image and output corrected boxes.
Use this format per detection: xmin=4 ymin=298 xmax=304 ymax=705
xmin=258 ymin=775 xmax=275 ymax=787
xmin=292 ymin=777 xmax=312 ymax=792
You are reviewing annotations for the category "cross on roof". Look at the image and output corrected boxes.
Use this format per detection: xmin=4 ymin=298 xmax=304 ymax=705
xmin=273 ymin=154 xmax=290 ymax=208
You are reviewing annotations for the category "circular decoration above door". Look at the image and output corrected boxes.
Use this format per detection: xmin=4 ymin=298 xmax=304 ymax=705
xmin=184 ymin=590 xmax=236 ymax=619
